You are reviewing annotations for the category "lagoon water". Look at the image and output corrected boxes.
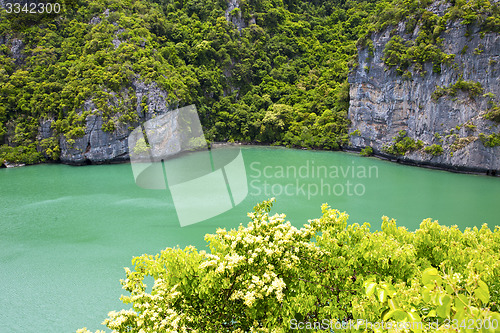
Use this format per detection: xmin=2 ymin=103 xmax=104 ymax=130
xmin=1 ymin=146 xmax=499 ymax=332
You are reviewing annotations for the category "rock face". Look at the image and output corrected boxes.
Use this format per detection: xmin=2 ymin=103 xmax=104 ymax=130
xmin=225 ymin=0 xmax=246 ymax=32
xmin=52 ymin=79 xmax=174 ymax=165
xmin=348 ymin=16 xmax=500 ymax=174
xmin=224 ymin=0 xmax=255 ymax=32
xmin=0 ymin=35 xmax=26 ymax=64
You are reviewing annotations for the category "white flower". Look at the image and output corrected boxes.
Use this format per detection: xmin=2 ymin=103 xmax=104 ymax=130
xmin=215 ymin=263 xmax=225 ymax=274
xmin=230 ymin=289 xmax=244 ymax=300
xmin=243 ymin=291 xmax=256 ymax=307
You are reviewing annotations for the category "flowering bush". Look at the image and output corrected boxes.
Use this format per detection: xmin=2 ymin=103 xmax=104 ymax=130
xmin=79 ymin=199 xmax=500 ymax=332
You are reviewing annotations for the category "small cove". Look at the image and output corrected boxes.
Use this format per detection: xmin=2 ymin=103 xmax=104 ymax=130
xmin=1 ymin=146 xmax=499 ymax=332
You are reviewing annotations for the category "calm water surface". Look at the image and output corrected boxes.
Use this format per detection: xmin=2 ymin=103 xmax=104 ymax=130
xmin=1 ymin=146 xmax=499 ymax=332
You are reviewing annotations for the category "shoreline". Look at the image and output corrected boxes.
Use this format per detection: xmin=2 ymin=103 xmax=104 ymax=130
xmin=341 ymin=146 xmax=499 ymax=177
xmin=213 ymin=142 xmax=499 ymax=177
xmin=2 ymin=141 xmax=499 ymax=177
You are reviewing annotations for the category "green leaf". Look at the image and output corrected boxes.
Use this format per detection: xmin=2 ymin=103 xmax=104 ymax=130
xmin=407 ymin=310 xmax=423 ymax=333
xmin=453 ymin=297 xmax=466 ymax=322
xmin=457 ymin=294 xmax=469 ymax=307
xmin=365 ymin=281 xmax=377 ymax=297
xmin=380 ymin=282 xmax=397 ymax=296
xmin=437 ymin=294 xmax=451 ymax=318
xmin=445 ymin=283 xmax=454 ymax=295
xmin=474 ymin=280 xmax=490 ymax=304
xmin=425 ymin=309 xmax=436 ymax=318
xmin=422 ymin=288 xmax=431 ymax=303
xmin=422 ymin=267 xmax=442 ymax=287
xmin=406 ymin=309 xmax=421 ymax=321
xmin=484 ymin=313 xmax=500 ymax=333
xmin=383 ymin=309 xmax=407 ymax=321
xmin=388 ymin=298 xmax=399 ymax=310
xmin=378 ymin=287 xmax=387 ymax=303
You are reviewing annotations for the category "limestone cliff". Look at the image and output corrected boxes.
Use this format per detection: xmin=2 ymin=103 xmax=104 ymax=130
xmin=348 ymin=9 xmax=500 ymax=174
xmin=37 ymin=79 xmax=174 ymax=165
xmin=47 ymin=0 xmax=249 ymax=166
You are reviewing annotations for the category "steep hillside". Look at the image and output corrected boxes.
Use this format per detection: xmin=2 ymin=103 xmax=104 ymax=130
xmin=1 ymin=0 xmax=499 ymax=172
xmin=0 ymin=0 xmax=369 ymax=165
xmin=348 ymin=0 xmax=500 ymax=174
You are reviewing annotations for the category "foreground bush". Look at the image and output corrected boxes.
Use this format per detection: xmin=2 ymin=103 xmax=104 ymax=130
xmin=79 ymin=199 xmax=500 ymax=332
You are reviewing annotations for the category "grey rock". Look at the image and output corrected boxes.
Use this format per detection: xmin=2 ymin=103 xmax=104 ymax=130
xmin=89 ymin=9 xmax=110 ymax=25
xmin=427 ymin=0 xmax=452 ymax=16
xmin=37 ymin=118 xmax=54 ymax=142
xmin=112 ymin=28 xmax=125 ymax=49
xmin=10 ymin=38 xmax=25 ymax=63
xmin=4 ymin=161 xmax=25 ymax=168
xmin=129 ymin=105 xmax=204 ymax=164
xmin=89 ymin=16 xmax=101 ymax=25
xmin=58 ymin=113 xmax=130 ymax=165
xmin=348 ymin=19 xmax=500 ymax=174
xmin=53 ymin=79 xmax=174 ymax=165
xmin=112 ymin=38 xmax=122 ymax=49
xmin=0 ymin=37 xmax=25 ymax=64
xmin=225 ymin=0 xmax=246 ymax=32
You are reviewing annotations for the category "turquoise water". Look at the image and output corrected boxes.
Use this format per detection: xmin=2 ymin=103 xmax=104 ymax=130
xmin=1 ymin=146 xmax=499 ymax=332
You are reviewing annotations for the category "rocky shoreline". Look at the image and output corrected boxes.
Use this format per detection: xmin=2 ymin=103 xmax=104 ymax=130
xmin=342 ymin=146 xmax=499 ymax=176
xmin=3 ymin=141 xmax=497 ymax=177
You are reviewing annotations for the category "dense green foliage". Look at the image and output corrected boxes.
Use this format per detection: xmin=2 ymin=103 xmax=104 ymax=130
xmin=364 ymin=267 xmax=499 ymax=332
xmin=1 ymin=0 xmax=499 ymax=165
xmin=424 ymin=143 xmax=443 ymax=156
xmin=383 ymin=130 xmax=424 ymax=155
xmin=382 ymin=25 xmax=453 ymax=75
xmin=432 ymin=78 xmax=484 ymax=101
xmin=484 ymin=101 xmax=500 ymax=123
xmin=360 ymin=145 xmax=373 ymax=156
xmin=479 ymin=132 xmax=500 ymax=147
xmin=372 ymin=0 xmax=500 ymax=75
xmin=77 ymin=199 xmax=500 ymax=332
xmin=0 ymin=0 xmax=375 ymax=164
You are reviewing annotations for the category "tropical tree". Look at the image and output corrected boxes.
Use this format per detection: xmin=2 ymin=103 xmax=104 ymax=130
xmin=78 ymin=199 xmax=500 ymax=332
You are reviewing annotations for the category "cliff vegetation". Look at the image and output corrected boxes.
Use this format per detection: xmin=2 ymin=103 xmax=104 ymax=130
xmin=1 ymin=0 xmax=499 ymax=167
xmin=348 ymin=0 xmax=500 ymax=173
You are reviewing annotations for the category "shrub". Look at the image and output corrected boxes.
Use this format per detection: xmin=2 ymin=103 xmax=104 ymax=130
xmin=451 ymin=136 xmax=476 ymax=151
xmin=465 ymin=123 xmax=477 ymax=131
xmin=362 ymin=268 xmax=500 ymax=332
xmin=484 ymin=102 xmax=500 ymax=123
xmin=479 ymin=133 xmax=500 ymax=147
xmin=0 ymin=144 xmax=44 ymax=164
xmin=383 ymin=130 xmax=424 ymax=155
xmin=432 ymin=79 xmax=484 ymax=101
xmin=360 ymin=146 xmax=374 ymax=156
xmin=77 ymin=199 xmax=500 ymax=332
xmin=424 ymin=144 xmax=444 ymax=156
xmin=350 ymin=129 xmax=361 ymax=136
